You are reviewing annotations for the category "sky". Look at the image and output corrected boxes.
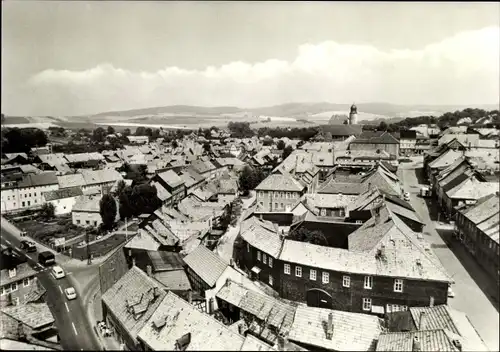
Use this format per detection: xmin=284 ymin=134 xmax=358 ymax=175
xmin=2 ymin=1 xmax=499 ymax=116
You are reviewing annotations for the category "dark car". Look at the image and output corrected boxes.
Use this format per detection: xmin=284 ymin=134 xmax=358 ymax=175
xmin=38 ymin=251 xmax=55 ymax=266
xmin=20 ymin=240 xmax=37 ymax=253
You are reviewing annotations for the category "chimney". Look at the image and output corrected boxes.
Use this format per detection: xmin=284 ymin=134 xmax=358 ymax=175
xmin=326 ymin=312 xmax=334 ymax=340
xmin=453 ymin=339 xmax=463 ymax=352
xmin=413 ymin=336 xmax=421 ymax=352
xmin=229 ymin=258 xmax=234 ymax=268
xmin=419 ymin=312 xmax=426 ymax=330
xmin=430 ymin=296 xmax=435 ymax=307
xmin=238 ymin=323 xmax=245 ymax=335
xmin=188 ymin=289 xmax=192 ymax=304
xmin=146 ymin=265 xmax=152 ymax=277
xmin=277 ymin=333 xmax=288 ymax=352
xmin=132 ymin=257 xmax=136 ymax=267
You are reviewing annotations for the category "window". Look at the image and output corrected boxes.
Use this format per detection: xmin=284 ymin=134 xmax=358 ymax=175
xmin=259 ymin=202 xmax=263 ymax=207
xmin=257 ymin=251 xmax=261 ymax=261
xmin=322 ymin=272 xmax=329 ymax=284
xmin=247 ymin=242 xmax=250 ymax=253
xmin=86 ymin=220 xmax=90 ymax=225
xmin=24 ymin=294 xmax=30 ymax=302
xmin=343 ymin=275 xmax=351 ymax=288
xmin=8 ymin=269 xmax=16 ymax=278
xmin=286 ymin=192 xmax=290 ymax=199
xmin=274 ymin=192 xmax=279 ymax=197
xmin=27 ymin=201 xmax=30 ymax=206
xmin=25 ymin=194 xmax=27 ymax=198
xmin=13 ymin=297 xmax=20 ymax=306
xmin=320 ymin=209 xmax=326 ymax=216
xmin=274 ymin=203 xmax=278 ymax=209
xmin=77 ymin=220 xmax=81 ymax=224
xmin=295 ymin=266 xmax=302 ymax=277
xmin=263 ymin=253 xmax=267 ymax=264
xmin=7 ymin=196 xmax=10 ymax=201
xmin=269 ymin=275 xmax=274 ymax=286
xmin=281 ymin=192 xmax=285 ymax=198
xmin=310 ymin=269 xmax=317 ymax=281
xmin=34 ymin=192 xmax=36 ymax=197
xmin=363 ymin=298 xmax=372 ymax=311
xmin=22 ymin=202 xmax=25 ymax=207
xmin=1 ymin=286 xmax=6 ymax=296
xmin=284 ymin=264 xmax=290 ymax=275
xmin=11 ymin=283 xmax=18 ymax=292
xmin=23 ymin=278 xmax=30 ymax=287
xmin=364 ymin=276 xmax=373 ymax=289
xmin=394 ymin=279 xmax=404 ymax=292
xmin=280 ymin=203 xmax=284 ymax=209
xmin=94 ymin=221 xmax=97 ymax=226
xmin=29 ymin=193 xmax=31 ymax=197
xmin=268 ymin=257 xmax=273 ymax=268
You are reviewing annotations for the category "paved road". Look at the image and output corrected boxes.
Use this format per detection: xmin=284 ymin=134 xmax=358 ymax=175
xmin=400 ymin=165 xmax=499 ymax=352
xmin=1 ymin=220 xmax=102 ymax=351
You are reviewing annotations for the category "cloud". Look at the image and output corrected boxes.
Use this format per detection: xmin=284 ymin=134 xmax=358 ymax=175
xmin=18 ymin=26 xmax=500 ymax=115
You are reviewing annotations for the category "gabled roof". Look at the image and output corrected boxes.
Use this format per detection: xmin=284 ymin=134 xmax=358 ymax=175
xmin=72 ymin=195 xmax=102 ymax=213
xmin=255 ymin=173 xmax=305 ymax=192
xmin=17 ymin=172 xmax=58 ymax=188
xmin=446 ymin=179 xmax=498 ymax=200
xmin=137 ymin=291 xmax=245 ymax=351
xmin=157 ymin=170 xmax=184 ymax=188
xmin=1 ymin=303 xmax=54 ymax=330
xmin=240 ymin=216 xmax=283 ymax=258
xmin=57 ymin=173 xmax=86 ymax=189
xmin=351 ymin=131 xmax=399 ymax=145
xmin=462 ymin=193 xmax=500 ymax=235
xmin=289 ymin=305 xmax=382 ymax=351
xmin=182 ymin=245 xmax=228 ymax=287
xmin=428 ymin=149 xmax=463 ymax=170
xmin=0 ymin=262 xmax=37 ymax=287
xmin=43 ymin=186 xmax=83 ymax=201
xmin=81 ymin=168 xmax=123 ymax=186
xmin=101 ymin=266 xmax=167 ymax=341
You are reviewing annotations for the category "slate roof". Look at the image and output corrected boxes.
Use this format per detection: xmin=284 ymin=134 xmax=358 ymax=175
xmin=57 ymin=173 xmax=86 ymax=189
xmin=289 ymin=305 xmax=382 ymax=351
xmin=447 ymin=179 xmax=497 ymax=200
xmin=43 ymin=186 xmax=83 ymax=201
xmin=352 ymin=131 xmax=400 ymax=145
xmin=99 ymin=244 xmax=130 ymax=295
xmin=428 ymin=150 xmax=463 ymax=170
xmin=182 ymin=245 xmax=228 ymax=287
xmin=147 ymin=251 xmax=184 ymax=272
xmin=72 ymin=195 xmax=101 ymax=213
xmin=376 ymin=329 xmax=455 ymax=351
xmin=191 ymin=160 xmax=216 ymax=174
xmin=152 ymin=270 xmax=192 ymax=291
xmin=157 ymin=170 xmax=184 ymax=188
xmin=17 ymin=172 xmax=58 ymax=188
xmin=150 ymin=181 xmax=172 ymax=202
xmin=282 ymin=209 xmax=451 ymax=283
xmin=137 ymin=291 xmax=245 ymax=351
xmin=65 ymin=152 xmax=104 ymax=163
xmin=255 ymin=173 xmax=305 ymax=192
xmin=320 ymin=124 xmax=364 ymax=137
xmin=101 ymin=266 xmax=167 ymax=341
xmin=306 ymin=193 xmax=358 ymax=209
xmin=81 ymin=168 xmax=123 ymax=186
xmin=240 ymin=216 xmax=283 ymax=258
xmin=1 ymin=303 xmax=54 ymax=329
xmin=0 ymin=262 xmax=37 ymax=287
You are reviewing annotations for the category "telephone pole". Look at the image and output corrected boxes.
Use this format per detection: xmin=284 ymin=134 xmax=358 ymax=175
xmin=86 ymin=229 xmax=92 ymax=265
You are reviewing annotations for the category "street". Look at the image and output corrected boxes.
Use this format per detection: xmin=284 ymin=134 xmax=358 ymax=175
xmin=399 ymin=160 xmax=499 ymax=352
xmin=1 ymin=219 xmax=102 ymax=351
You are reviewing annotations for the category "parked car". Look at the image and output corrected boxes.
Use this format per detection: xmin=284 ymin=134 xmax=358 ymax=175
xmin=64 ymin=287 xmax=77 ymax=300
xmin=403 ymin=192 xmax=411 ymax=201
xmin=20 ymin=231 xmax=28 ymax=237
xmin=448 ymin=286 xmax=455 ymax=298
xmin=51 ymin=266 xmax=65 ymax=280
xmin=20 ymin=240 xmax=37 ymax=253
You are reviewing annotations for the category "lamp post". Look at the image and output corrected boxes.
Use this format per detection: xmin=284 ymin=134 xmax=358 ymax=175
xmin=86 ymin=229 xmax=92 ymax=265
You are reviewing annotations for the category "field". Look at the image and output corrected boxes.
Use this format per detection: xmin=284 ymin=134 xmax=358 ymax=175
xmin=68 ymin=233 xmax=128 ymax=260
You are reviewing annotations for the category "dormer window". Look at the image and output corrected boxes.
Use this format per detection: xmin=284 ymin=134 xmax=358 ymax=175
xmin=8 ymin=268 xmax=16 ymax=278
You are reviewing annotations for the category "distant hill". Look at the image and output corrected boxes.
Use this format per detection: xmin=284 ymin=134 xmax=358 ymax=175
xmin=85 ymin=102 xmax=499 ymax=120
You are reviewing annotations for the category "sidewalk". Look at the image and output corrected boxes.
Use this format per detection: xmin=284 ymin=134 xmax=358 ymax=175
xmin=87 ymin=284 xmax=121 ymax=351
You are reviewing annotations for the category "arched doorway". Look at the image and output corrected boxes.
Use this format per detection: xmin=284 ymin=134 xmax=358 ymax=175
xmin=306 ymin=289 xmax=332 ymax=309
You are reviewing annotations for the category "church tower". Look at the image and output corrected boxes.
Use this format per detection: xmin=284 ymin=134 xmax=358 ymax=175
xmin=349 ymin=103 xmax=358 ymax=125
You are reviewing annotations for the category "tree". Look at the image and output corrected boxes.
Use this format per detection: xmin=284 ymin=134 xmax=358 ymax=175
xmin=172 ymin=140 xmax=179 ymax=149
xmin=145 ymin=128 xmax=153 ymax=137
xmin=2 ymin=128 xmax=48 ymax=153
xmin=227 ymin=122 xmax=254 ymax=138
xmin=99 ymin=194 xmax=117 ymax=230
xmin=203 ymin=142 xmax=211 ymax=153
xmin=238 ymin=166 xmax=265 ymax=195
xmin=119 ymin=184 xmax=162 ymax=219
xmin=123 ymin=128 xmax=131 ymax=137
xmin=289 ymin=227 xmax=328 ymax=246
xmin=276 ymin=140 xmax=286 ymax=150
xmin=92 ymin=127 xmax=106 ymax=143
xmin=135 ymin=127 xmax=146 ymax=136
xmin=378 ymin=121 xmax=388 ymax=131
xmin=114 ymin=180 xmax=126 ymax=196
xmin=107 ymin=126 xmax=115 ymax=135
xmin=39 ymin=203 xmax=55 ymax=220
xmin=282 ymin=145 xmax=294 ymax=160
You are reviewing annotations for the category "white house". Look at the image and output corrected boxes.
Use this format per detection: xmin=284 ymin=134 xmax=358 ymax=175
xmin=72 ymin=194 xmax=103 ymax=227
xmin=43 ymin=187 xmax=84 ymax=215
xmin=1 ymin=172 xmax=59 ymax=213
